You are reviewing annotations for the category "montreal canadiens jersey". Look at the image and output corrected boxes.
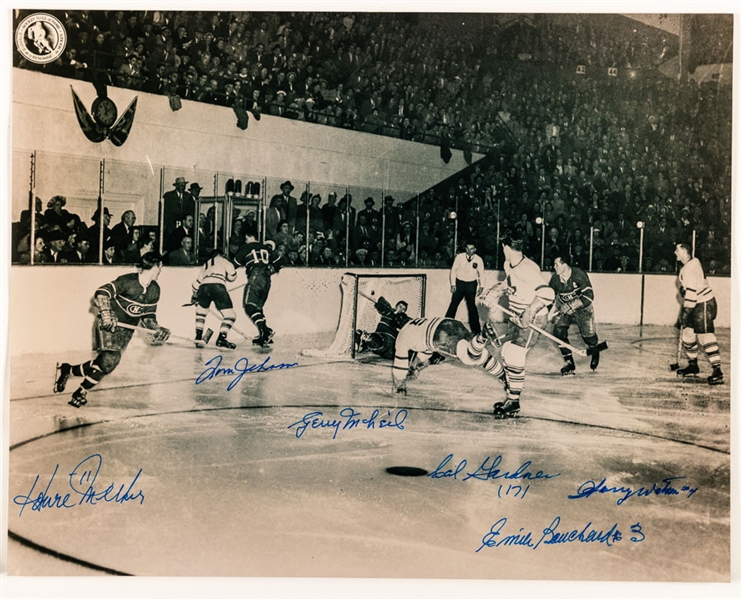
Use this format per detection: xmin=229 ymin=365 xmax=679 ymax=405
xmin=504 ymin=255 xmax=548 ymax=315
xmin=95 ymin=273 xmax=160 ymax=325
xmin=679 ymin=258 xmax=714 ymax=307
xmin=549 ymin=267 xmax=594 ymax=304
xmin=234 ymin=242 xmax=282 ymax=275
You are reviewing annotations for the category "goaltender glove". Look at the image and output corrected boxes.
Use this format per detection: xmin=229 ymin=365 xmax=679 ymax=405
xmin=150 ymin=326 xmax=171 ymax=345
xmin=94 ymin=295 xmax=118 ymax=331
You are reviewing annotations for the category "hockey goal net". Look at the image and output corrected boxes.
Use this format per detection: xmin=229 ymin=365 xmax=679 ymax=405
xmin=300 ymin=273 xmax=426 ymax=359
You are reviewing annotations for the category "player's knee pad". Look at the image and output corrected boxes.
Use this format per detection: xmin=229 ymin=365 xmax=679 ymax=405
xmin=501 ymin=341 xmax=527 ymax=369
xmin=582 ymin=334 xmax=598 ymax=347
xmin=220 ymin=308 xmax=237 ymax=322
xmin=682 ymin=327 xmax=697 ymax=344
xmin=553 ymin=325 xmax=569 ymax=342
xmin=697 ymin=333 xmax=717 ymax=346
xmin=95 ymin=351 xmax=121 ymax=375
xmin=456 ymin=339 xmax=489 ymax=366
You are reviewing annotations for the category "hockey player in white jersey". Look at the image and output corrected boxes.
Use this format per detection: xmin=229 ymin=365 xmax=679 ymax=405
xmin=391 ymin=316 xmax=505 ymax=399
xmin=674 ymin=243 xmax=724 ymax=384
xmin=481 ymin=235 xmax=555 ymax=417
xmin=191 ymin=250 xmax=239 ymax=349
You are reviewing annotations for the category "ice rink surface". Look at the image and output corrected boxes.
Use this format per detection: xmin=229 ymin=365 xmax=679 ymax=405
xmin=7 ymin=324 xmax=731 ymax=581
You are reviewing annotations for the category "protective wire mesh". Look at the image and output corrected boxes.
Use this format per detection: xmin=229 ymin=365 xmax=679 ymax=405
xmin=300 ymin=273 xmax=425 ymax=358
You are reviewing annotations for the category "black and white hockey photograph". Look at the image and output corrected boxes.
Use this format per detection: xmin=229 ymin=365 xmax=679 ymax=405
xmin=2 ymin=2 xmax=738 ymax=597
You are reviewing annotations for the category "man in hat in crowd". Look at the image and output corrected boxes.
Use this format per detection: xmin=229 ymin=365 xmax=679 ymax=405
xmin=358 ymin=196 xmax=380 ymax=231
xmin=189 ymin=182 xmax=203 ymax=202
xmin=322 ymin=191 xmax=338 ymax=232
xmin=46 ymin=229 xmax=70 ymax=263
xmin=383 ymin=195 xmax=401 ymax=240
xmin=163 ymin=176 xmax=195 ymax=243
xmin=270 ymin=180 xmax=298 ymax=234
xmin=88 ymin=207 xmax=112 ymax=261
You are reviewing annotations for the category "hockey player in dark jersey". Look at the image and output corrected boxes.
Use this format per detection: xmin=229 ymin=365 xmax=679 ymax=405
xmin=233 ymin=226 xmax=283 ymax=347
xmin=54 ymin=252 xmax=170 ymax=408
xmin=191 ymin=250 xmax=239 ymax=349
xmin=548 ymin=254 xmax=601 ymax=375
xmin=356 ymin=296 xmax=411 ymax=360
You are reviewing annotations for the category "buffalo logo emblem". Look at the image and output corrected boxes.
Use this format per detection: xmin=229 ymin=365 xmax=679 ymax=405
xmin=15 ymin=13 xmax=67 ymax=64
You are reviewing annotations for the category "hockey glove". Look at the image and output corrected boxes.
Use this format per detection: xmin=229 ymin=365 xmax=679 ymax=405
xmin=561 ymin=298 xmax=583 ymax=315
xmin=190 ymin=291 xmax=199 ymax=305
xmin=151 ymin=326 xmax=171 ymax=345
xmin=95 ymin=295 xmax=117 ymax=331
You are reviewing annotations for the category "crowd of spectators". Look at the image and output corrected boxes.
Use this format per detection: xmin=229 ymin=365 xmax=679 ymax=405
xmin=16 ymin=11 xmax=682 ymax=152
xmin=13 ymin=11 xmax=733 ymax=273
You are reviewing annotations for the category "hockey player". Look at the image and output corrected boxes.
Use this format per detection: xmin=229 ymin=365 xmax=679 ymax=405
xmin=674 ymin=243 xmax=724 ymax=385
xmin=392 ymin=317 xmax=503 ymax=399
xmin=191 ymin=250 xmax=239 ymax=349
xmin=356 ymin=296 xmax=411 ymax=360
xmin=54 ymin=252 xmax=170 ymax=408
xmin=481 ymin=235 xmax=554 ymax=418
xmin=548 ymin=255 xmax=601 ymax=375
xmin=233 ymin=226 xmax=282 ymax=347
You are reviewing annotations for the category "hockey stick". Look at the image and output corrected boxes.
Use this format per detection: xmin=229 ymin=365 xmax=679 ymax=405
xmin=204 ymin=308 xmax=254 ymax=343
xmin=115 ymin=322 xmax=192 ymax=345
xmin=357 ymin=289 xmax=378 ymax=304
xmin=492 ymin=305 xmax=607 ymax=357
xmin=669 ymin=331 xmax=682 ymax=371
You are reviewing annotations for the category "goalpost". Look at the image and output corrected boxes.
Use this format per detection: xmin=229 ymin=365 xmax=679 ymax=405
xmin=300 ymin=272 xmax=426 ymax=359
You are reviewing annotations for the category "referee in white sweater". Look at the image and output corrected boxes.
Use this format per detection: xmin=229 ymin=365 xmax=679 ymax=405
xmin=445 ymin=242 xmax=484 ymax=334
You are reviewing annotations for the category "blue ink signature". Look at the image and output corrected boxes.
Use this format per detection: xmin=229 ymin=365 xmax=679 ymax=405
xmin=196 ymin=354 xmax=299 ymax=390
xmin=287 ymin=408 xmax=408 ymax=439
xmin=568 ymin=476 xmax=698 ymax=505
xmin=13 ymin=454 xmax=144 ymax=516
xmin=427 ymin=454 xmax=560 ymax=483
xmin=476 ymin=517 xmax=645 ymax=552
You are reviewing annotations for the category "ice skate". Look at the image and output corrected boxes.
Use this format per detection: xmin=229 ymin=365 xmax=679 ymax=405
xmin=493 ymin=399 xmax=520 ymax=419
xmin=708 ymin=367 xmax=724 ymax=385
xmin=215 ymin=333 xmax=236 ymax=350
xmin=68 ymin=388 xmax=88 ymax=408
xmin=253 ymin=327 xmax=274 ymax=347
xmin=560 ymin=356 xmax=576 ymax=376
xmin=194 ymin=330 xmax=205 ymax=348
xmin=676 ymin=359 xmax=699 ymax=378
xmin=589 ymin=350 xmax=600 ymax=371
xmin=54 ymin=362 xmax=72 ymax=393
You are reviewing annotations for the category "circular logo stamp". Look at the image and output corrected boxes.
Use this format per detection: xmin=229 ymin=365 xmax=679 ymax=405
xmin=15 ymin=13 xmax=67 ymax=64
